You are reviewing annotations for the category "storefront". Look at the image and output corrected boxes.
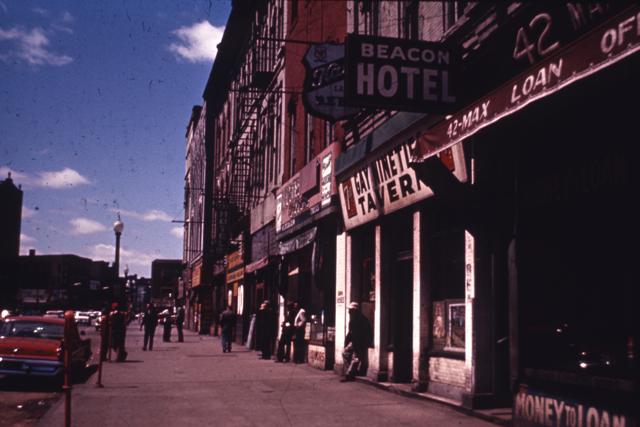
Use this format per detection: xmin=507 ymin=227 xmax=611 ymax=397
xmin=275 ymin=142 xmax=341 ymax=369
xmin=335 ymin=120 xmax=470 ymax=399
xmin=408 ymin=2 xmax=640 ymax=420
xmin=225 ymin=247 xmax=246 ymax=344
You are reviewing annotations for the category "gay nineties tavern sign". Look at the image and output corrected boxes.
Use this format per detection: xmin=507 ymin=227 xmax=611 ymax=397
xmin=345 ymin=34 xmax=458 ymax=113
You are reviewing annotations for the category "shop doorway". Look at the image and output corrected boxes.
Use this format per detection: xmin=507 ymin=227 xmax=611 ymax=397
xmin=391 ymin=255 xmax=413 ymax=382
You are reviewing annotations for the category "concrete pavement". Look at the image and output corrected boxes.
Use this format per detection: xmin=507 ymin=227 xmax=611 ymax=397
xmin=39 ymin=324 xmax=501 ymax=427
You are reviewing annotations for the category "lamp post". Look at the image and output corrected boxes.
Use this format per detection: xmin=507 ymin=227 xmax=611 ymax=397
xmin=113 ymin=215 xmax=124 ymax=278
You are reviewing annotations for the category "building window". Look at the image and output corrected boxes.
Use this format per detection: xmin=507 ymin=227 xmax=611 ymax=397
xmin=400 ymin=0 xmax=419 ymax=40
xmin=443 ymin=1 xmax=467 ymax=32
xmin=288 ymin=101 xmax=297 ymax=177
xmin=355 ymin=0 xmax=379 ymax=35
xmin=324 ymin=120 xmax=334 ymax=148
xmin=305 ymin=113 xmax=315 ymax=164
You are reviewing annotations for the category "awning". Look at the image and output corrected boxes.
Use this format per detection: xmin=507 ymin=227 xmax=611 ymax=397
xmin=245 ymin=256 xmax=272 ymax=274
xmin=411 ymin=5 xmax=640 ymax=165
xmin=279 ymin=227 xmax=317 ymax=256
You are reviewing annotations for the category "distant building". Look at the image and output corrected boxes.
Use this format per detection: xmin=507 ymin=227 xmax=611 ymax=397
xmin=151 ymin=259 xmax=182 ymax=304
xmin=0 ymin=172 xmax=23 ymax=258
xmin=10 ymin=250 xmax=110 ymax=310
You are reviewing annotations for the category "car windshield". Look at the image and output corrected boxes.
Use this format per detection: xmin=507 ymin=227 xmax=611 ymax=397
xmin=0 ymin=321 xmax=64 ymax=340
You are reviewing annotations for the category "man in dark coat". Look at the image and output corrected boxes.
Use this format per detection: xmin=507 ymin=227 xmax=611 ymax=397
xmin=257 ymin=301 xmax=275 ymax=360
xmin=219 ymin=305 xmax=236 ymax=353
xmin=110 ymin=302 xmax=128 ymax=362
xmin=175 ymin=305 xmax=185 ymax=343
xmin=341 ymin=302 xmax=372 ymax=381
xmin=142 ymin=303 xmax=158 ymax=351
xmin=275 ymin=303 xmax=296 ymax=362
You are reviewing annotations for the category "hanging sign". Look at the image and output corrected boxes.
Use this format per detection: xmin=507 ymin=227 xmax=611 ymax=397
xmin=413 ymin=4 xmax=640 ymax=163
xmin=344 ymin=34 xmax=458 ymax=113
xmin=302 ymin=43 xmax=360 ymax=122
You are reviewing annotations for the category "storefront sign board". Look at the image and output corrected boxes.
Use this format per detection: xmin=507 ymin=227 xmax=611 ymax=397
xmin=345 ymin=34 xmax=458 ymax=113
xmin=413 ymin=5 xmax=640 ymax=163
xmin=303 ymin=43 xmax=359 ymax=122
xmin=276 ymin=142 xmax=340 ymax=233
xmin=339 ymin=140 xmax=465 ymax=230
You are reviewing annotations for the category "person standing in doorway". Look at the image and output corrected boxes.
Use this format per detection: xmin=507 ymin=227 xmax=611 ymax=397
xmin=257 ymin=301 xmax=275 ymax=360
xmin=341 ymin=302 xmax=372 ymax=382
xmin=275 ymin=302 xmax=296 ymax=362
xmin=142 ymin=303 xmax=158 ymax=351
xmin=175 ymin=305 xmax=185 ymax=343
xmin=219 ymin=305 xmax=236 ymax=353
xmin=293 ymin=303 xmax=307 ymax=364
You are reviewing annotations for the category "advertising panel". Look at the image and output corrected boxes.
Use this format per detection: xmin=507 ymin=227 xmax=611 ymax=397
xmin=338 ymin=140 xmax=465 ymax=230
xmin=302 ymin=43 xmax=360 ymax=122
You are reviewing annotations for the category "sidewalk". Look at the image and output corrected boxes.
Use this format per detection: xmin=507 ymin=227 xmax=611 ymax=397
xmin=39 ymin=324 xmax=506 ymax=427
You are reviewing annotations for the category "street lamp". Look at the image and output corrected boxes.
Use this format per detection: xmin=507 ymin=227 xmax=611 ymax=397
xmin=113 ymin=214 xmax=124 ymax=278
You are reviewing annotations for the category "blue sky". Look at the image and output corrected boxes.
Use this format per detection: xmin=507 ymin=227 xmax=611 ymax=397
xmin=0 ymin=0 xmax=231 ymax=277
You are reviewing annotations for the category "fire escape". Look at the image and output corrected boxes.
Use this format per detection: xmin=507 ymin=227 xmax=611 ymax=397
xmin=212 ymin=31 xmax=274 ymax=260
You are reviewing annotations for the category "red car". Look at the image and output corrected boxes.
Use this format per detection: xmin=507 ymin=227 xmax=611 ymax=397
xmin=0 ymin=316 xmax=92 ymax=379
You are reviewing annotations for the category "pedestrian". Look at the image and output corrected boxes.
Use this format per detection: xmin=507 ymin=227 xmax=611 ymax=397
xmin=257 ymin=300 xmax=275 ymax=360
xmin=176 ymin=305 xmax=185 ymax=343
xmin=110 ymin=302 xmax=128 ymax=363
xmin=161 ymin=308 xmax=172 ymax=342
xmin=219 ymin=305 xmax=236 ymax=353
xmin=142 ymin=303 xmax=158 ymax=351
xmin=275 ymin=303 xmax=296 ymax=362
xmin=293 ymin=303 xmax=307 ymax=364
xmin=99 ymin=307 xmax=110 ymax=362
xmin=341 ymin=302 xmax=372 ymax=382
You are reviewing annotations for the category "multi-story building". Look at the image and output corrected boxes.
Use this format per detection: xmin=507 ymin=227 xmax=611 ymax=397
xmin=150 ymin=259 xmax=182 ymax=305
xmin=332 ymin=0 xmax=639 ymax=421
xmin=0 ymin=172 xmax=23 ymax=307
xmin=0 ymin=172 xmax=22 ymax=259
xmin=183 ymin=104 xmax=216 ymax=333
xmin=187 ymin=0 xmax=639 ymax=421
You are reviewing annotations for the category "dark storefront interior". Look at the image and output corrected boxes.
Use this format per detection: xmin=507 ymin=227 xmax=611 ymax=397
xmin=476 ymin=53 xmax=639 ymax=404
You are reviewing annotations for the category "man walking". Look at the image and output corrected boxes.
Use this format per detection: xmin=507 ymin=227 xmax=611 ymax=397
xmin=341 ymin=302 xmax=372 ymax=382
xmin=142 ymin=303 xmax=158 ymax=351
xmin=219 ymin=305 xmax=236 ymax=353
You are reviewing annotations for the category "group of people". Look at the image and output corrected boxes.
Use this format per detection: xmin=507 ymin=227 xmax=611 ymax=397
xmin=99 ymin=302 xmax=129 ymax=363
xmin=139 ymin=303 xmax=186 ymax=351
xmin=219 ymin=299 xmax=371 ymax=382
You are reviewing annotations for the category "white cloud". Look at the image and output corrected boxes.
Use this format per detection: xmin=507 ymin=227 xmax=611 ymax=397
xmin=22 ymin=206 xmax=36 ymax=218
xmin=115 ymin=208 xmax=173 ymax=222
xmin=20 ymin=233 xmax=36 ymax=243
xmin=0 ymin=166 xmax=90 ymax=189
xmin=88 ymin=243 xmax=158 ymax=268
xmin=36 ymin=168 xmax=90 ymax=188
xmin=170 ymin=227 xmax=183 ymax=238
xmin=0 ymin=166 xmax=29 ymax=182
xmin=70 ymin=218 xmax=107 ymax=235
xmin=0 ymin=25 xmax=72 ymax=66
xmin=168 ymin=20 xmax=223 ymax=63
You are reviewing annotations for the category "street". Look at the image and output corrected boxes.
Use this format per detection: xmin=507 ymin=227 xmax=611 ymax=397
xmin=0 ymin=323 xmax=98 ymax=427
xmin=35 ymin=323 xmax=499 ymax=427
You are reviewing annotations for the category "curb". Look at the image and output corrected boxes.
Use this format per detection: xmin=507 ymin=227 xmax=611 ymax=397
xmin=354 ymin=376 xmax=512 ymax=426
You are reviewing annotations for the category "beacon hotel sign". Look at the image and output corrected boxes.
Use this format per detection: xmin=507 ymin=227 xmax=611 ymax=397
xmin=344 ymin=34 xmax=458 ymax=113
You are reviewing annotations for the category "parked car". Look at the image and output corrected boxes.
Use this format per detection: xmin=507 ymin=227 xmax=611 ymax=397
xmin=0 ymin=316 xmax=92 ymax=380
xmin=74 ymin=311 xmax=91 ymax=326
xmin=43 ymin=310 xmax=64 ymax=319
